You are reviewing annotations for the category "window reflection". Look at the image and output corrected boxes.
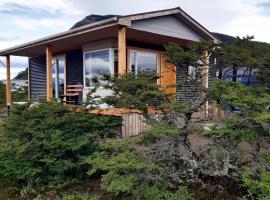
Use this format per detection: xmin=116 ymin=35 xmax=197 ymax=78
xmin=85 ymin=50 xmax=110 ymax=87
xmin=130 ymin=50 xmax=157 ymax=73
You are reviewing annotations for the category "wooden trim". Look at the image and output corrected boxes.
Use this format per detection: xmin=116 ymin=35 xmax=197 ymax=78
xmin=46 ymin=46 xmax=53 ymax=101
xmin=118 ymin=27 xmax=127 ymax=74
xmin=5 ymin=55 xmax=11 ymax=106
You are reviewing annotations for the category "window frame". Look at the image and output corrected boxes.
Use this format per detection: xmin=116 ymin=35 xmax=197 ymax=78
xmin=83 ymin=48 xmax=116 ymax=89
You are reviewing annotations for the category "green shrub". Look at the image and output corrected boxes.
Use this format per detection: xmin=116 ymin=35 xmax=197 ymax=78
xmin=205 ymin=118 xmax=268 ymax=140
xmin=142 ymin=121 xmax=180 ymax=143
xmin=242 ymin=169 xmax=270 ymax=200
xmin=59 ymin=194 xmax=100 ymax=200
xmin=0 ymin=102 xmax=121 ymax=190
xmin=132 ymin=183 xmax=193 ymax=200
xmin=85 ymin=139 xmax=158 ymax=197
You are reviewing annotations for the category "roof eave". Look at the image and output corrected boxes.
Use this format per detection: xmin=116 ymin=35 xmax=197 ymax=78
xmin=0 ymin=17 xmax=118 ymax=56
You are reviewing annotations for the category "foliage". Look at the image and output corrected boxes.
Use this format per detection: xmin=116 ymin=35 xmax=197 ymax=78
xmin=208 ymin=80 xmax=270 ymax=139
xmin=12 ymin=85 xmax=28 ymax=102
xmin=82 ymin=87 xmax=101 ymax=111
xmin=215 ymin=36 xmax=270 ymax=85
xmin=85 ymin=139 xmax=197 ymax=199
xmin=242 ymin=169 xmax=270 ymax=200
xmin=206 ymin=118 xmax=269 ymax=140
xmin=59 ymin=194 xmax=100 ymax=200
xmin=209 ymin=80 xmax=270 ymax=115
xmin=132 ymin=183 xmax=193 ymax=200
xmin=0 ymin=102 xmax=121 ymax=190
xmin=0 ymin=81 xmax=5 ymax=106
xmin=85 ymin=139 xmax=158 ymax=197
xmin=165 ymin=41 xmax=218 ymax=124
xmin=101 ymin=72 xmax=172 ymax=116
xmin=142 ymin=121 xmax=180 ymax=143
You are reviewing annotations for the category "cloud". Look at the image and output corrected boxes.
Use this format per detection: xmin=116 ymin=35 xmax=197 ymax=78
xmin=0 ymin=35 xmax=19 ymax=42
xmin=0 ymin=0 xmax=270 ymax=79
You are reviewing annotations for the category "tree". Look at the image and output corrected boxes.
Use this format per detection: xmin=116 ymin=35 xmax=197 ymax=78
xmin=101 ymin=72 xmax=172 ymax=117
xmin=215 ymin=36 xmax=270 ymax=85
xmin=164 ymin=41 xmax=219 ymax=125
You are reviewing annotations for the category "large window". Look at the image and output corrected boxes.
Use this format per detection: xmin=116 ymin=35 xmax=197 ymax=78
xmin=130 ymin=50 xmax=158 ymax=73
xmin=84 ymin=49 xmax=117 ymax=88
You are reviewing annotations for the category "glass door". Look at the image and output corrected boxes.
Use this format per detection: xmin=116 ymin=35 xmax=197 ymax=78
xmin=52 ymin=57 xmax=65 ymax=99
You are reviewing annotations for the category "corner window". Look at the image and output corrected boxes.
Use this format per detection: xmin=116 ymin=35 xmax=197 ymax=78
xmin=84 ymin=49 xmax=117 ymax=88
xmin=130 ymin=50 xmax=158 ymax=73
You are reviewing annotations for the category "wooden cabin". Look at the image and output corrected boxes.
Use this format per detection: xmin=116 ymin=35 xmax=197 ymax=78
xmin=0 ymin=7 xmax=221 ymax=137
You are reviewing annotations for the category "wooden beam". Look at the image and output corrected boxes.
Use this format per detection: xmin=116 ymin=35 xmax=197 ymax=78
xmin=220 ymin=109 xmax=225 ymax=119
xmin=5 ymin=55 xmax=11 ymax=106
xmin=46 ymin=46 xmax=53 ymax=101
xmin=211 ymin=100 xmax=217 ymax=120
xmin=201 ymin=50 xmax=208 ymax=112
xmin=118 ymin=27 xmax=127 ymax=75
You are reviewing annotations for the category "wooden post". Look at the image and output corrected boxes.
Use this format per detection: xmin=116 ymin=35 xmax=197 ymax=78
xmin=201 ymin=50 xmax=208 ymax=113
xmin=46 ymin=46 xmax=53 ymax=101
xmin=220 ymin=109 xmax=225 ymax=119
xmin=118 ymin=27 xmax=127 ymax=75
xmin=5 ymin=55 xmax=11 ymax=106
xmin=211 ymin=100 xmax=217 ymax=120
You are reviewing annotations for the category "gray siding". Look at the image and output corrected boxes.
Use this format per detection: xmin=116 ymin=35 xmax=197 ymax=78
xmin=29 ymin=56 xmax=46 ymax=101
xmin=131 ymin=15 xmax=204 ymax=42
xmin=176 ymin=65 xmax=216 ymax=103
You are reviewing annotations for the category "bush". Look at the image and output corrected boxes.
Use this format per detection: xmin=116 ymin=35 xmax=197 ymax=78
xmin=242 ymin=169 xmax=270 ymax=200
xmin=0 ymin=102 xmax=121 ymax=190
xmin=132 ymin=183 xmax=193 ymax=200
xmin=59 ymin=194 xmax=100 ymax=200
xmin=85 ymin=139 xmax=158 ymax=197
xmin=206 ymin=118 xmax=269 ymax=140
xmin=142 ymin=121 xmax=180 ymax=143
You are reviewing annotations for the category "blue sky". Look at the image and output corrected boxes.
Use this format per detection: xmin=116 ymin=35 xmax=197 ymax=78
xmin=0 ymin=0 xmax=270 ymax=80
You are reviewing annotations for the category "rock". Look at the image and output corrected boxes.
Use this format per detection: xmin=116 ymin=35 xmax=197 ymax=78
xmin=186 ymin=122 xmax=204 ymax=132
xmin=238 ymin=141 xmax=256 ymax=163
xmin=187 ymin=133 xmax=213 ymax=155
xmin=258 ymin=139 xmax=270 ymax=155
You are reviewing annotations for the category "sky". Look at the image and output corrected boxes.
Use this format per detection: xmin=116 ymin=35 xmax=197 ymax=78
xmin=0 ymin=0 xmax=270 ymax=80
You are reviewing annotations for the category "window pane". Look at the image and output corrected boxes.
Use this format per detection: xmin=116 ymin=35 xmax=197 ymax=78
xmin=130 ymin=51 xmax=157 ymax=73
xmin=85 ymin=50 xmax=110 ymax=87
xmin=137 ymin=52 xmax=157 ymax=72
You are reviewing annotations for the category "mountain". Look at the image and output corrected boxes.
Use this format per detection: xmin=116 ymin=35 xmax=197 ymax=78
xmin=70 ymin=14 xmax=119 ymax=30
xmin=212 ymin=32 xmax=236 ymax=44
xmin=13 ymin=68 xmax=28 ymax=80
